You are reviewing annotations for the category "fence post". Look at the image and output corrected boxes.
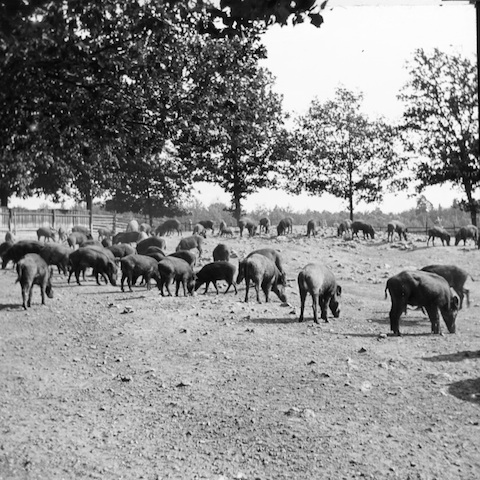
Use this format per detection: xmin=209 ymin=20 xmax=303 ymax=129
xmin=9 ymin=209 xmax=15 ymax=234
xmin=52 ymin=209 xmax=56 ymax=229
xmin=113 ymin=212 xmax=117 ymax=235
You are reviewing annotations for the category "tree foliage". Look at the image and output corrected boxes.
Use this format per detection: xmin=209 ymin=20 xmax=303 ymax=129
xmin=399 ymin=48 xmax=479 ymax=225
xmin=176 ymin=34 xmax=286 ymax=220
xmin=285 ymin=87 xmax=404 ymax=220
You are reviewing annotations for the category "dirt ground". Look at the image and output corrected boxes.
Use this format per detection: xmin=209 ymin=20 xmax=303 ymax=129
xmin=1 ymin=227 xmax=480 ymax=480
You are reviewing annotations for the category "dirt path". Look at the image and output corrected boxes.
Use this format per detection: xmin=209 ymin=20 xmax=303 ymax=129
xmin=1 ymin=230 xmax=479 ymax=479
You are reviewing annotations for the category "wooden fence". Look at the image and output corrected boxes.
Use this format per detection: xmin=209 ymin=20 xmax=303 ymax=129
xmin=0 ymin=208 xmax=194 ymax=239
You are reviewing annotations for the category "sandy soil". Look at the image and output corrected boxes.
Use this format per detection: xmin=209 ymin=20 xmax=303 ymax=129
xmin=1 ymin=228 xmax=479 ymax=480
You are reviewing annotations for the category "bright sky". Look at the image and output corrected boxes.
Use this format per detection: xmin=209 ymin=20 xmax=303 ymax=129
xmin=195 ymin=0 xmax=478 ymax=214
xmin=11 ymin=1 xmax=478 ymax=214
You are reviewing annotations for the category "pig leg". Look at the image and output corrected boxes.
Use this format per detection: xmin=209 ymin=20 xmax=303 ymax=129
xmin=244 ymin=278 xmax=251 ymax=302
xmin=311 ymin=292 xmax=320 ymax=323
xmin=389 ymin=298 xmax=404 ymax=336
xmin=425 ymin=305 xmax=441 ymax=334
xmin=21 ymin=284 xmax=29 ymax=310
xmin=463 ymin=288 xmax=470 ymax=308
xmin=225 ymin=282 xmax=237 ymax=294
xmin=40 ymin=283 xmax=46 ymax=305
xmin=203 ymin=282 xmax=211 ymax=294
xmin=298 ymin=288 xmax=307 ymax=322
xmin=121 ymin=273 xmax=127 ymax=292
xmin=27 ymin=284 xmax=34 ymax=307
xmin=212 ymin=281 xmax=219 ymax=294
xmin=319 ymin=296 xmax=330 ymax=322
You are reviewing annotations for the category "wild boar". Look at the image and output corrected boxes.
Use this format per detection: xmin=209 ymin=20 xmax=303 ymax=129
xmin=194 ymin=261 xmax=238 ymax=295
xmin=427 ymin=226 xmax=451 ymax=246
xmin=352 ymin=221 xmax=375 ymax=239
xmin=213 ymin=243 xmax=230 ymax=262
xmin=387 ymin=220 xmax=408 ymax=242
xmin=176 ymin=235 xmax=204 ymax=257
xmin=277 ymin=217 xmax=293 ymax=236
xmin=157 ymin=257 xmax=196 ymax=297
xmin=120 ymin=254 xmax=161 ymax=292
xmin=298 ymin=263 xmax=341 ymax=323
xmin=68 ymin=247 xmax=117 ymax=286
xmin=16 ymin=253 xmax=54 ymax=309
xmin=385 ymin=270 xmax=459 ymax=336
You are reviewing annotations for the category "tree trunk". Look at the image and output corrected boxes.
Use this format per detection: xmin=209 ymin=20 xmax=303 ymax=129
xmin=85 ymin=188 xmax=93 ymax=211
xmin=0 ymin=186 xmax=9 ymax=207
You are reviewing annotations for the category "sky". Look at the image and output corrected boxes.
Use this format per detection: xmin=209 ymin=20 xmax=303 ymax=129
xmin=193 ymin=0 xmax=478 ymax=214
xmin=11 ymin=1 xmax=478 ymax=214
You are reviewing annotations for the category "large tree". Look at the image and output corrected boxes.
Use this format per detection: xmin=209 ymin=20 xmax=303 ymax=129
xmin=177 ymin=34 xmax=286 ymax=220
xmin=285 ymin=87 xmax=404 ymax=220
xmin=399 ymin=48 xmax=479 ymax=225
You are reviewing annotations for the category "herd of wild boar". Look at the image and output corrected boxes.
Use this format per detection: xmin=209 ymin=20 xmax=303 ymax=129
xmin=0 ymin=216 xmax=477 ymax=337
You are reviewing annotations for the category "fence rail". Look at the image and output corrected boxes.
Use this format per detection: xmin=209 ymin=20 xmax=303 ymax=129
xmin=0 ymin=206 xmax=469 ymax=241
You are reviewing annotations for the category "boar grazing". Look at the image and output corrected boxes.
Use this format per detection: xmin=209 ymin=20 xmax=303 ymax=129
xmin=168 ymin=250 xmax=197 ymax=267
xmin=155 ymin=219 xmax=182 ymax=236
xmin=298 ymin=263 xmax=341 ymax=324
xmin=16 ymin=254 xmax=54 ymax=309
xmin=337 ymin=220 xmax=352 ymax=237
xmin=193 ymin=224 xmax=207 ymax=238
xmin=157 ymin=257 xmax=196 ymax=297
xmin=427 ymin=226 xmax=451 ymax=246
xmin=385 ymin=270 xmax=459 ymax=336
xmin=213 ymin=243 xmax=230 ymax=262
xmin=195 ymin=261 xmax=238 ymax=295
xmin=237 ymin=254 xmax=287 ymax=304
xmin=246 ymin=248 xmax=286 ymax=285
xmin=136 ymin=236 xmax=167 ymax=255
xmin=39 ymin=243 xmax=71 ymax=275
xmin=68 ymin=247 xmax=117 ymax=286
xmin=120 ymin=254 xmax=161 ymax=292
xmin=36 ymin=226 xmax=57 ymax=242
xmin=387 ymin=220 xmax=408 ymax=242
xmin=2 ymin=240 xmax=44 ymax=269
xmin=67 ymin=232 xmax=91 ymax=249
xmin=259 ymin=217 xmax=271 ymax=234
xmin=306 ymin=219 xmax=317 ymax=238
xmin=220 ymin=225 xmax=234 ymax=237
xmin=107 ymin=243 xmax=136 ymax=259
xmin=277 ymin=217 xmax=293 ymax=236
xmin=198 ymin=220 xmax=215 ymax=234
xmin=176 ymin=235 xmax=204 ymax=257
xmin=352 ymin=221 xmax=375 ymax=239
xmin=455 ymin=225 xmax=478 ymax=246
xmin=112 ymin=231 xmax=144 ymax=245
xmin=57 ymin=226 xmax=67 ymax=242
xmin=238 ymin=217 xmax=257 ymax=237
xmin=420 ymin=265 xmax=473 ymax=309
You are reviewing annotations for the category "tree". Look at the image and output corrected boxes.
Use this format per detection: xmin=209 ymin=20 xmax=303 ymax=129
xmin=399 ymin=48 xmax=479 ymax=226
xmin=285 ymin=87 xmax=404 ymax=220
xmin=176 ymin=34 xmax=286 ymax=220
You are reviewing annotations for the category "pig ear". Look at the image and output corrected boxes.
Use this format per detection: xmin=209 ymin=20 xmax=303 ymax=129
xmin=450 ymin=290 xmax=460 ymax=309
xmin=336 ymin=285 xmax=342 ymax=296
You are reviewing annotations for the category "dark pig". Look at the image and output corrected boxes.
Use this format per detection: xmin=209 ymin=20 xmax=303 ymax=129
xmin=427 ymin=226 xmax=451 ymax=246
xmin=237 ymin=253 xmax=287 ymax=303
xmin=455 ymin=225 xmax=478 ymax=246
xmin=337 ymin=219 xmax=352 ymax=237
xmin=112 ymin=231 xmax=144 ymax=245
xmin=245 ymin=248 xmax=286 ymax=285
xmin=194 ymin=261 xmax=238 ymax=294
xmin=16 ymin=253 xmax=54 ymax=309
xmin=420 ymin=264 xmax=473 ymax=309
xmin=385 ymin=270 xmax=459 ymax=336
xmin=107 ymin=243 xmax=136 ymax=259
xmin=68 ymin=247 xmax=117 ymax=286
xmin=120 ymin=254 xmax=162 ymax=292
xmin=176 ymin=235 xmax=204 ymax=257
xmin=297 ymin=263 xmax=341 ymax=323
xmin=136 ymin=236 xmax=167 ymax=254
xmin=306 ymin=219 xmax=318 ymax=238
xmin=351 ymin=221 xmax=375 ymax=239
xmin=37 ymin=226 xmax=57 ymax=242
xmin=2 ymin=240 xmax=44 ymax=269
xmin=155 ymin=219 xmax=182 ymax=236
xmin=213 ymin=243 xmax=230 ymax=262
xmin=277 ymin=217 xmax=293 ymax=236
xmin=168 ymin=250 xmax=197 ymax=266
xmin=259 ymin=217 xmax=271 ymax=234
xmin=387 ymin=220 xmax=408 ymax=242
xmin=39 ymin=243 xmax=71 ymax=275
xmin=67 ymin=232 xmax=91 ymax=249
xmin=238 ymin=217 xmax=257 ymax=237
xmin=198 ymin=220 xmax=215 ymax=234
xmin=192 ymin=224 xmax=207 ymax=238
xmin=157 ymin=257 xmax=196 ymax=297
